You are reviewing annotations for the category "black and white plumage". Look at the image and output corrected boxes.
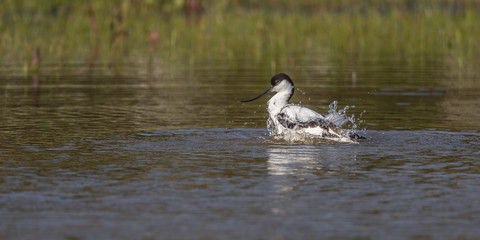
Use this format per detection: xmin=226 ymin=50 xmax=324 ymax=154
xmin=242 ymin=73 xmax=361 ymax=142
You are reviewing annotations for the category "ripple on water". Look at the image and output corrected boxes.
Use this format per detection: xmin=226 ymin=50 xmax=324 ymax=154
xmin=1 ymin=128 xmax=480 ymax=239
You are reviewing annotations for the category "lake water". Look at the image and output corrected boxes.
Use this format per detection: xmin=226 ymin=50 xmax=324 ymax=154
xmin=1 ymin=52 xmax=480 ymax=239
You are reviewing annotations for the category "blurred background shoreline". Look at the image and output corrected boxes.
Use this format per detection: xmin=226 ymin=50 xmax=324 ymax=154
xmin=1 ymin=0 xmax=479 ymax=76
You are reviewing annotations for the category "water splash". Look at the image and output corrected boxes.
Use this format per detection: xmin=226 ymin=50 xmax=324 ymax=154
xmin=326 ymin=100 xmax=366 ymax=138
xmin=266 ymin=100 xmax=366 ymax=143
xmin=296 ymin=87 xmax=306 ymax=95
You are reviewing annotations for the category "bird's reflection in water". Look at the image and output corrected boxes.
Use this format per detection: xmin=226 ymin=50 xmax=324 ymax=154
xmin=266 ymin=144 xmax=359 ymax=215
xmin=267 ymin=144 xmax=357 ymax=176
xmin=267 ymin=145 xmax=318 ymax=176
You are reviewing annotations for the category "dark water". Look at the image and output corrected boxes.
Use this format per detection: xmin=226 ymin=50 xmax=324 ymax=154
xmin=1 ymin=54 xmax=480 ymax=239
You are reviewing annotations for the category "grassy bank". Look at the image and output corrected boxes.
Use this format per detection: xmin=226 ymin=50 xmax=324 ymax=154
xmin=0 ymin=0 xmax=479 ymax=75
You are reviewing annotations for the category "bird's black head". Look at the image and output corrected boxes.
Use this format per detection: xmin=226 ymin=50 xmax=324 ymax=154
xmin=270 ymin=73 xmax=294 ymax=87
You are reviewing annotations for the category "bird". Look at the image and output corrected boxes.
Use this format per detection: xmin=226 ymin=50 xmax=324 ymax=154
xmin=241 ymin=73 xmax=363 ymax=142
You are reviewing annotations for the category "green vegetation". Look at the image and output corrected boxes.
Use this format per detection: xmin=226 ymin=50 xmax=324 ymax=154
xmin=1 ymin=0 xmax=479 ymax=76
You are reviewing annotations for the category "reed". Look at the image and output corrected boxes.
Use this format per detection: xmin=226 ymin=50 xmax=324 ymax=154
xmin=0 ymin=0 xmax=479 ymax=77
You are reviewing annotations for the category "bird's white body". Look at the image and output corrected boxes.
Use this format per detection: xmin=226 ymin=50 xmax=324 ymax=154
xmin=266 ymin=79 xmax=351 ymax=142
xmin=242 ymin=73 xmax=359 ymax=143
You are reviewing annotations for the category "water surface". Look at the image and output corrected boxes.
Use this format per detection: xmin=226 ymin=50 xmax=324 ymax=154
xmin=1 ymin=53 xmax=480 ymax=239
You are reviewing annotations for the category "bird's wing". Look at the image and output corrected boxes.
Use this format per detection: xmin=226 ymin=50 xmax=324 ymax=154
xmin=279 ymin=105 xmax=323 ymax=122
xmin=277 ymin=105 xmax=343 ymax=137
